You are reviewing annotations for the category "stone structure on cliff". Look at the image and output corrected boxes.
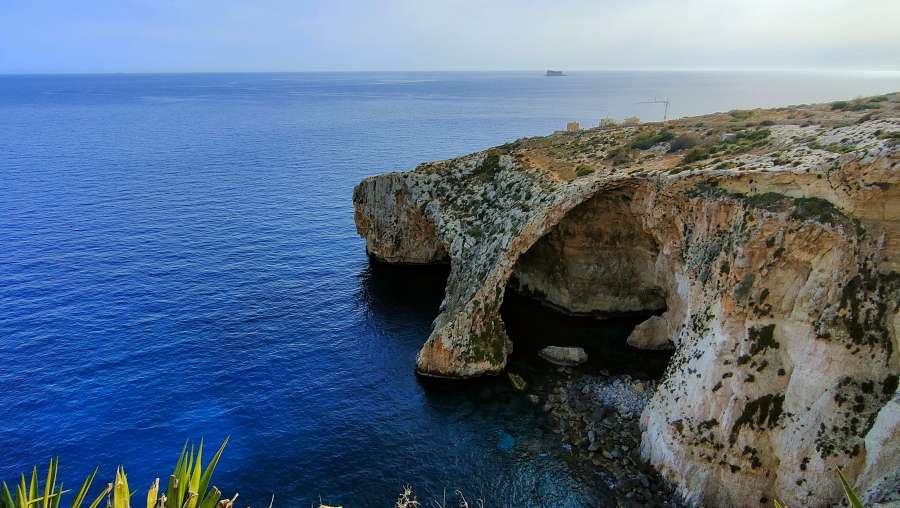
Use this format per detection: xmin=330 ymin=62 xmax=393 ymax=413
xmin=353 ymin=95 xmax=900 ymax=506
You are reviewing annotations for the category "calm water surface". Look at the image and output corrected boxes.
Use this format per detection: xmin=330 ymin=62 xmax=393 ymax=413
xmin=2 ymin=71 xmax=899 ymax=507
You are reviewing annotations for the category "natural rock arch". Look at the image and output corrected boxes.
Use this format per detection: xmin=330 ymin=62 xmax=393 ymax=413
xmin=353 ymin=115 xmax=900 ymax=506
xmin=508 ymin=188 xmax=669 ymax=318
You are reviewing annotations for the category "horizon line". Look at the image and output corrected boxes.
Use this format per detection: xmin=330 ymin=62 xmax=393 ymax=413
xmin=3 ymin=67 xmax=900 ymax=77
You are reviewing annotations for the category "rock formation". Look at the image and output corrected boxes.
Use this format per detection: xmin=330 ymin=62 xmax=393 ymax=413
xmin=538 ymin=346 xmax=589 ymax=366
xmin=353 ymin=95 xmax=900 ymax=506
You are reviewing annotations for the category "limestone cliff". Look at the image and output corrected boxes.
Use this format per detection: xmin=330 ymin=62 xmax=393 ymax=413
xmin=354 ymin=95 xmax=900 ymax=506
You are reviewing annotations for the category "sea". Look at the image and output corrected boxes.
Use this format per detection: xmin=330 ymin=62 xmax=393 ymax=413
xmin=2 ymin=70 xmax=899 ymax=507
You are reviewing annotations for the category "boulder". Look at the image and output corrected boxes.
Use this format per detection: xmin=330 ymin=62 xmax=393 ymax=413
xmin=626 ymin=315 xmax=673 ymax=350
xmin=507 ymin=372 xmax=527 ymax=391
xmin=539 ymin=346 xmax=588 ymax=366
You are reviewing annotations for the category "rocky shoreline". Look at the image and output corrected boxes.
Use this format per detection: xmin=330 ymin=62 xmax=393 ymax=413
xmin=355 ymin=94 xmax=900 ymax=506
xmin=524 ymin=368 xmax=684 ymax=508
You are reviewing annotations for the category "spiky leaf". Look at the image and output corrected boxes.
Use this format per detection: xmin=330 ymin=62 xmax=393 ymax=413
xmin=197 ymin=439 xmax=228 ymax=500
xmin=146 ymin=479 xmax=158 ymax=508
xmin=3 ymin=481 xmax=16 ymax=508
xmin=70 ymin=468 xmax=99 ymax=508
xmin=113 ymin=468 xmax=129 ymax=508
xmin=837 ymin=469 xmax=864 ymax=508
xmin=42 ymin=459 xmax=55 ymax=508
xmin=29 ymin=468 xmax=38 ymax=503
xmin=85 ymin=484 xmax=110 ymax=508
xmin=163 ymin=477 xmax=177 ymax=508
xmin=196 ymin=488 xmax=220 ymax=508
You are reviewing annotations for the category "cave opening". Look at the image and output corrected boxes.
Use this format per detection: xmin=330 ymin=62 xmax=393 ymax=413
xmin=500 ymin=288 xmax=672 ymax=380
xmin=500 ymin=191 xmax=675 ymax=381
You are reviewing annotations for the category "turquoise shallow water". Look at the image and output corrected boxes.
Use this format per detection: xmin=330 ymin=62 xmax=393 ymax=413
xmin=1 ymin=71 xmax=899 ymax=507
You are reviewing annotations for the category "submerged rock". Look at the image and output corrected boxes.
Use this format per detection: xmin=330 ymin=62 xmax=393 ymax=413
xmin=538 ymin=346 xmax=588 ymax=366
xmin=507 ymin=371 xmax=528 ymax=391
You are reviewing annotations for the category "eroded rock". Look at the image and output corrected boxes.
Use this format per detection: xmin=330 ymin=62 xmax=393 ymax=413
xmin=538 ymin=346 xmax=589 ymax=366
xmin=627 ymin=315 xmax=674 ymax=350
xmin=353 ymin=95 xmax=900 ymax=506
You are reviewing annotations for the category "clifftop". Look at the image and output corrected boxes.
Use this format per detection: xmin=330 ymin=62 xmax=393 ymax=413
xmin=419 ymin=93 xmax=897 ymax=182
xmin=353 ymin=94 xmax=900 ymax=506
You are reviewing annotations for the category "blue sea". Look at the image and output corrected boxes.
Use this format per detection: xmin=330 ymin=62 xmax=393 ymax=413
xmin=2 ymin=71 xmax=899 ymax=507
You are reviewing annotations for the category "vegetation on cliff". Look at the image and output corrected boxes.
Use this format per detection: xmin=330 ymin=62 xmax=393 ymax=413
xmin=2 ymin=440 xmax=235 ymax=508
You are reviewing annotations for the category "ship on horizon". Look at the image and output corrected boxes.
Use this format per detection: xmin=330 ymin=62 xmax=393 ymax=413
xmin=545 ymin=70 xmax=565 ymax=76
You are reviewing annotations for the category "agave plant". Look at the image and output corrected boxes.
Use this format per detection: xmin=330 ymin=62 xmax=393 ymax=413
xmin=1 ymin=458 xmax=109 ymax=508
xmin=111 ymin=467 xmax=131 ymax=508
xmin=160 ymin=438 xmax=232 ymax=508
xmin=1 ymin=438 xmax=233 ymax=508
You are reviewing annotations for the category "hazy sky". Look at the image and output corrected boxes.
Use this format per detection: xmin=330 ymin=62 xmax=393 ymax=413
xmin=2 ymin=0 xmax=899 ymax=74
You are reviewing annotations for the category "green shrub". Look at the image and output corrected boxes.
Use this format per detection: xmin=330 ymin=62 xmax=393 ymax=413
xmin=575 ymin=165 xmax=594 ymax=177
xmin=831 ymin=101 xmax=850 ymax=110
xmin=475 ymin=153 xmax=502 ymax=176
xmin=607 ymin=146 xmax=634 ymax=165
xmin=682 ymin=146 xmax=709 ymax=164
xmin=736 ymin=128 xmax=771 ymax=143
xmin=834 ymin=98 xmax=882 ymax=112
xmin=629 ymin=130 xmax=675 ymax=150
xmin=668 ymin=133 xmax=701 ymax=152
xmin=791 ymin=197 xmax=846 ymax=226
xmin=825 ymin=142 xmax=852 ymax=153
xmin=877 ymin=130 xmax=899 ymax=143
xmin=848 ymin=101 xmax=880 ymax=111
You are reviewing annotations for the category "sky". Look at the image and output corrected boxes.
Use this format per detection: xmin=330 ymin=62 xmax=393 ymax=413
xmin=2 ymin=0 xmax=899 ymax=74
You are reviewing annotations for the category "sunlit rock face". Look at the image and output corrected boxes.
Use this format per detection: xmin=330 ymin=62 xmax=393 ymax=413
xmin=353 ymin=173 xmax=449 ymax=264
xmin=353 ymin=97 xmax=900 ymax=506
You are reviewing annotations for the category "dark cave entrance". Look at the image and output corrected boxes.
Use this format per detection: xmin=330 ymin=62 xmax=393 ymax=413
xmin=500 ymin=191 xmax=675 ymax=381
xmin=500 ymin=288 xmax=673 ymax=380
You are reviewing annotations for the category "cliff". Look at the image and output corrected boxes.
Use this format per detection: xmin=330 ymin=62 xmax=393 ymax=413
xmin=353 ymin=95 xmax=900 ymax=506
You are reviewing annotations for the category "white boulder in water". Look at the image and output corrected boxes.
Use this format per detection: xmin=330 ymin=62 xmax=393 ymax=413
xmin=538 ymin=346 xmax=588 ymax=366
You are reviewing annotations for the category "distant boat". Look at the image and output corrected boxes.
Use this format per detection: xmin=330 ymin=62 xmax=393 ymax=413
xmin=545 ymin=70 xmax=565 ymax=77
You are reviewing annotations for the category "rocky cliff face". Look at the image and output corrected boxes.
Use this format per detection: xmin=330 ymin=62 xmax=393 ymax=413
xmin=353 ymin=95 xmax=900 ymax=506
